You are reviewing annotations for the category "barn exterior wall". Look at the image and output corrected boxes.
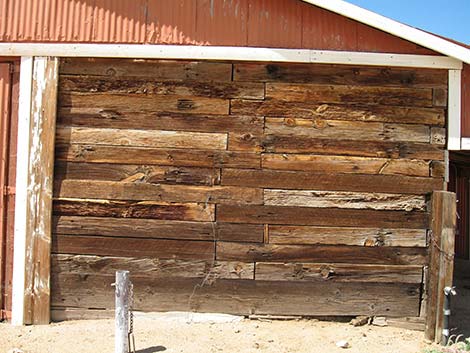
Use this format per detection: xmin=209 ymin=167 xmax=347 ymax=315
xmin=50 ymin=57 xmax=447 ymax=318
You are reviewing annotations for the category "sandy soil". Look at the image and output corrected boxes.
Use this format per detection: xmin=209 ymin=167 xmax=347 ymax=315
xmin=1 ymin=314 xmax=431 ymax=353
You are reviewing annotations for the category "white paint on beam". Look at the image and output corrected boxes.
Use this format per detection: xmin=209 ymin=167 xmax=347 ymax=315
xmin=448 ymin=70 xmax=462 ymax=150
xmin=11 ymin=57 xmax=33 ymax=326
xmin=0 ymin=43 xmax=463 ymax=69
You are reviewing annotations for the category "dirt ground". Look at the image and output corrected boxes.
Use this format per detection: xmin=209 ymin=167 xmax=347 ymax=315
xmin=1 ymin=313 xmax=431 ymax=353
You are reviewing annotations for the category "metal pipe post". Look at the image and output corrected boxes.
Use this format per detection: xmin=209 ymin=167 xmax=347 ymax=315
xmin=442 ymin=286 xmax=457 ymax=346
xmin=115 ymin=270 xmax=130 ymax=353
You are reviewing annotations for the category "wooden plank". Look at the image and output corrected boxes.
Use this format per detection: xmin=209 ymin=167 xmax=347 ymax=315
xmin=56 ymin=126 xmax=228 ymax=150
xmin=432 ymin=88 xmax=448 ymax=107
xmin=228 ymin=134 xmax=444 ymax=160
xmin=59 ymin=93 xmax=230 ymax=115
xmin=430 ymin=161 xmax=446 ymax=178
xmin=57 ymin=109 xmax=264 ymax=134
xmin=60 ymin=58 xmax=233 ymax=81
xmin=53 ymin=200 xmax=214 ymax=222
xmin=431 ymin=128 xmax=446 ymax=145
xmin=233 ymin=63 xmax=448 ymax=88
xmin=22 ymin=57 xmax=59 ymax=325
xmin=54 ymin=162 xmax=220 ymax=186
xmin=264 ymin=118 xmax=431 ymax=143
xmin=56 ymin=145 xmax=260 ymax=169
xmin=266 ymin=83 xmax=433 ymax=107
xmin=53 ymin=216 xmax=264 ymax=243
xmin=222 ymin=169 xmax=443 ymax=195
xmin=60 ymin=75 xmax=265 ymax=99
xmin=52 ymin=235 xmax=215 ymax=261
xmin=264 ymin=190 xmax=426 ymax=211
xmin=269 ymin=226 xmax=426 ymax=247
xmin=425 ymin=191 xmax=456 ymax=343
xmin=217 ymin=204 xmax=429 ymax=229
xmin=262 ymin=154 xmax=430 ymax=177
xmin=217 ymin=242 xmax=427 ymax=265
xmin=230 ymin=100 xmax=445 ymax=126
xmin=52 ymin=254 xmax=253 ymax=280
xmin=55 ymin=180 xmax=263 ymax=205
xmin=51 ymin=274 xmax=421 ymax=317
xmin=255 ymin=263 xmax=423 ymax=283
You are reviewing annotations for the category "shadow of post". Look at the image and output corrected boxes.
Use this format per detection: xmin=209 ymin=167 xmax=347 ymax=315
xmin=136 ymin=346 xmax=167 ymax=353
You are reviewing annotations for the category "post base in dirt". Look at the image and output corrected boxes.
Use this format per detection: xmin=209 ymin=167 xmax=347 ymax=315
xmin=115 ymin=270 xmax=130 ymax=353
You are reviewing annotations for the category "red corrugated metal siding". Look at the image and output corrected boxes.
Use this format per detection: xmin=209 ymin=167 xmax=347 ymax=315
xmin=0 ymin=0 xmax=441 ymax=55
xmin=462 ymin=64 xmax=470 ymax=137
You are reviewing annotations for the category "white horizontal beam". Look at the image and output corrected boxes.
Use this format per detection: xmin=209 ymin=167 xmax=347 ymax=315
xmin=0 ymin=43 xmax=462 ymax=69
xmin=305 ymin=0 xmax=470 ymax=65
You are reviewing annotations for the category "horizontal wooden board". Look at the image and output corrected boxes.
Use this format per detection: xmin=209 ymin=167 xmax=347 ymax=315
xmin=266 ymin=83 xmax=433 ymax=107
xmin=56 ymin=144 xmax=260 ymax=169
xmin=51 ymin=274 xmax=421 ymax=317
xmin=60 ymin=75 xmax=265 ymax=99
xmin=217 ymin=204 xmax=429 ymax=229
xmin=255 ymin=263 xmax=423 ymax=283
xmin=221 ymin=169 xmax=443 ymax=195
xmin=60 ymin=58 xmax=233 ymax=81
xmin=53 ymin=235 xmax=215 ymax=260
xmin=217 ymin=242 xmax=427 ymax=265
xmin=268 ymin=226 xmax=427 ymax=247
xmin=55 ymin=180 xmax=263 ymax=205
xmin=228 ymin=134 xmax=444 ymax=160
xmin=430 ymin=160 xmax=446 ymax=178
xmin=53 ymin=216 xmax=264 ymax=243
xmin=56 ymin=126 xmax=228 ymax=150
xmin=262 ymin=154 xmax=430 ymax=177
xmin=233 ymin=63 xmax=448 ymax=88
xmin=58 ymin=109 xmax=264 ymax=134
xmin=54 ymin=162 xmax=220 ymax=186
xmin=264 ymin=118 xmax=431 ymax=143
xmin=60 ymin=93 xmax=230 ymax=115
xmin=263 ymin=190 xmax=426 ymax=211
xmin=52 ymin=254 xmax=254 ymax=280
xmin=230 ymin=100 xmax=445 ymax=126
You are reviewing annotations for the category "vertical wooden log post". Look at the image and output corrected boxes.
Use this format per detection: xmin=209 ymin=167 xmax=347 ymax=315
xmin=425 ymin=191 xmax=456 ymax=342
xmin=11 ymin=57 xmax=59 ymax=325
xmin=115 ymin=270 xmax=130 ymax=353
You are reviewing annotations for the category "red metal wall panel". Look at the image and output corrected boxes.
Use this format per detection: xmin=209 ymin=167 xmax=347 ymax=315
xmin=0 ymin=0 xmax=442 ymax=56
xmin=462 ymin=64 xmax=470 ymax=137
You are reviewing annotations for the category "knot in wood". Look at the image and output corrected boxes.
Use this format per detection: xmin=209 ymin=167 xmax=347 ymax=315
xmin=312 ymin=119 xmax=327 ymax=129
xmin=105 ymin=68 xmax=117 ymax=76
xmin=284 ymin=118 xmax=296 ymax=127
xmin=315 ymin=104 xmax=329 ymax=114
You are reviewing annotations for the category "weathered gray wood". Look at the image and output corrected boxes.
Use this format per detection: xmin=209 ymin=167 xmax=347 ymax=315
xmin=115 ymin=270 xmax=129 ymax=353
xmin=51 ymin=274 xmax=421 ymax=317
xmin=255 ymin=263 xmax=423 ymax=283
xmin=269 ymin=226 xmax=427 ymax=247
xmin=263 ymin=189 xmax=426 ymax=211
xmin=53 ymin=216 xmax=264 ymax=243
xmin=217 ymin=242 xmax=427 ymax=265
xmin=217 ymin=204 xmax=429 ymax=229
xmin=52 ymin=254 xmax=254 ymax=280
xmin=56 ymin=126 xmax=228 ymax=150
xmin=55 ymin=180 xmax=263 ymax=205
xmin=221 ymin=168 xmax=443 ymax=195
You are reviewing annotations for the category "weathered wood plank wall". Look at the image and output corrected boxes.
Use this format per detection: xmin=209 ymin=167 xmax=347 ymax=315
xmin=51 ymin=58 xmax=447 ymax=319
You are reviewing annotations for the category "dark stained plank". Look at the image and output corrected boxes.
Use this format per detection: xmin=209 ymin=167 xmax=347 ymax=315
xmin=56 ymin=144 xmax=261 ymax=169
xmin=54 ymin=162 xmax=221 ymax=186
xmin=53 ymin=216 xmax=264 ymax=243
xmin=255 ymin=263 xmax=423 ymax=283
xmin=54 ymin=180 xmax=263 ymax=205
xmin=262 ymin=153 xmax=430 ymax=177
xmin=221 ymin=169 xmax=443 ymax=195
xmin=52 ymin=234 xmax=214 ymax=261
xmin=230 ymin=100 xmax=445 ymax=126
xmin=228 ymin=133 xmax=444 ymax=160
xmin=60 ymin=58 xmax=233 ymax=81
xmin=52 ymin=254 xmax=254 ymax=280
xmin=233 ymin=63 xmax=448 ymax=88
xmin=217 ymin=242 xmax=427 ymax=265
xmin=53 ymin=202 xmax=215 ymax=222
xmin=51 ymin=274 xmax=421 ymax=317
xmin=269 ymin=225 xmax=426 ymax=247
xmin=60 ymin=75 xmax=265 ymax=99
xmin=58 ymin=109 xmax=264 ymax=134
xmin=60 ymin=93 xmax=230 ymax=115
xmin=266 ymin=83 xmax=433 ymax=107
xmin=217 ymin=204 xmax=429 ymax=229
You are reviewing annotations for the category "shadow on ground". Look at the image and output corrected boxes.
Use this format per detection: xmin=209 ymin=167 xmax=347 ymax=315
xmin=451 ymin=260 xmax=470 ymax=338
xmin=136 ymin=346 xmax=167 ymax=353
